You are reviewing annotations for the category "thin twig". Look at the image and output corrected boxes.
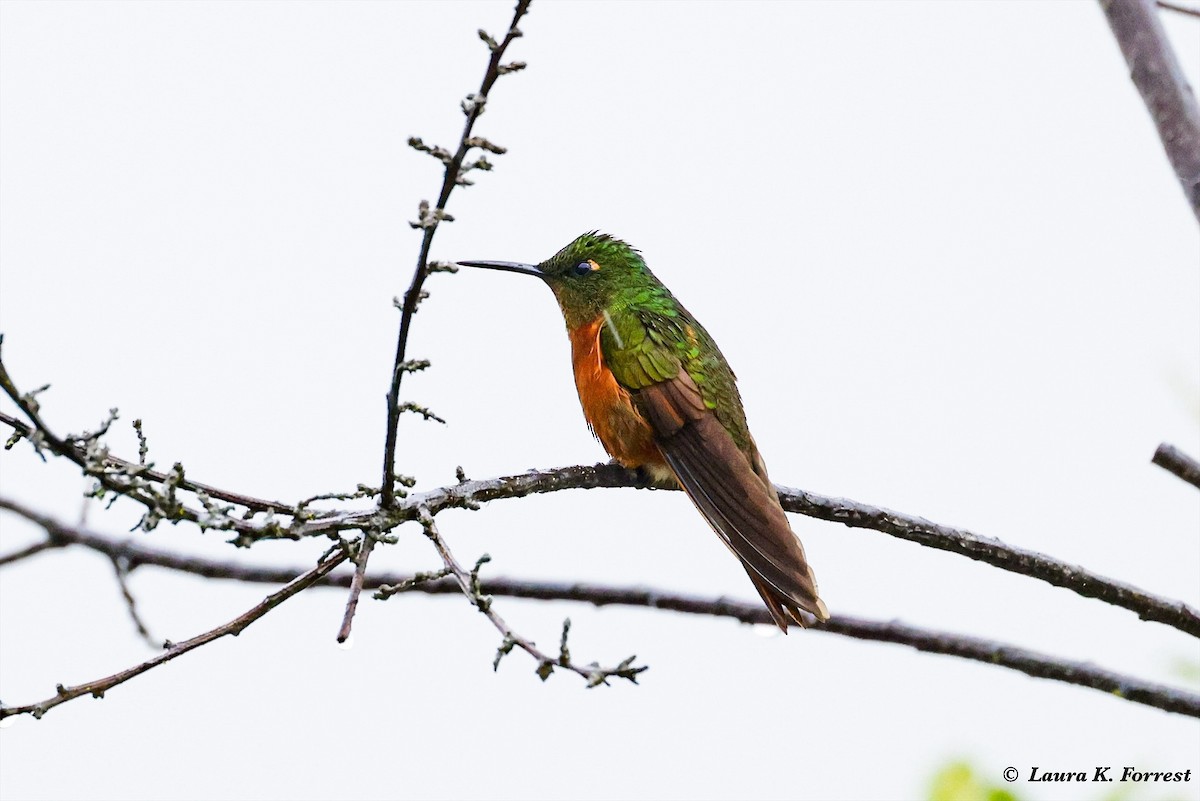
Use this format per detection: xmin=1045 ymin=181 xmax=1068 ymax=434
xmin=416 ymin=505 xmax=645 ymax=686
xmin=1099 ymin=0 xmax=1200 ymax=223
xmin=1152 ymin=442 xmax=1200 ymax=489
xmin=379 ymin=0 xmax=531 ymax=508
xmin=0 ymin=547 xmax=349 ymax=721
xmin=336 ymin=535 xmax=374 ymax=643
xmin=108 ymin=555 xmax=158 ymax=647
xmin=1156 ymin=0 xmax=1200 ymax=17
xmin=6 ymin=512 xmax=1193 ymax=716
xmin=0 ymin=538 xmax=64 ymax=566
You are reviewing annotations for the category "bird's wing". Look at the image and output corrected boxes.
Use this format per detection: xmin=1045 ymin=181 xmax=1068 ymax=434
xmin=631 ymin=370 xmax=828 ymax=630
xmin=597 ymin=307 xmax=827 ymax=629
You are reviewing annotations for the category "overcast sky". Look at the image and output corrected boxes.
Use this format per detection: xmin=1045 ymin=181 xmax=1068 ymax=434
xmin=1 ymin=2 xmax=1198 ymax=800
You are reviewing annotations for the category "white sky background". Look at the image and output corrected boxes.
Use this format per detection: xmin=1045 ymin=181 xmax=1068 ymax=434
xmin=1 ymin=1 xmax=1198 ymax=799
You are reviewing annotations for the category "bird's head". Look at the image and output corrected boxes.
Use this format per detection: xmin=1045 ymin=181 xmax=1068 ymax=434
xmin=459 ymin=231 xmax=655 ymax=328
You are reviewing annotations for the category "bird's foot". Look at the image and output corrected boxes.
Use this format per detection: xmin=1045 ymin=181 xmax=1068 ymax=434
xmin=632 ymin=463 xmax=679 ymax=491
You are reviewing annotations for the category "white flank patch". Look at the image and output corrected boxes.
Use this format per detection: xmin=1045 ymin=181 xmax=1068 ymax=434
xmin=602 ymin=309 xmax=625 ymax=349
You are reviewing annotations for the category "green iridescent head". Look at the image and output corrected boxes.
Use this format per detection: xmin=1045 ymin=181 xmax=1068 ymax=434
xmin=459 ymin=231 xmax=662 ymax=328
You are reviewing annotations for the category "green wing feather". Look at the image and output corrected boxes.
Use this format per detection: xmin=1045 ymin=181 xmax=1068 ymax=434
xmin=598 ymin=302 xmax=828 ymax=630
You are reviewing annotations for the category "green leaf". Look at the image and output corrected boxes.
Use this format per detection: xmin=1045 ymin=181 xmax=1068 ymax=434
xmin=928 ymin=761 xmax=1021 ymax=801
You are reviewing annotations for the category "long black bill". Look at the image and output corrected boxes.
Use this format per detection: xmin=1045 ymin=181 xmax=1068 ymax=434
xmin=456 ymin=260 xmax=543 ymax=278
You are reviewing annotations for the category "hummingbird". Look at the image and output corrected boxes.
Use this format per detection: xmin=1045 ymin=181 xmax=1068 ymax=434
xmin=458 ymin=232 xmax=828 ymax=631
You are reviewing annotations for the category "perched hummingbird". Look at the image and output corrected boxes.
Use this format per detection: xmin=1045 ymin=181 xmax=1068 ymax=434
xmin=459 ymin=232 xmax=828 ymax=631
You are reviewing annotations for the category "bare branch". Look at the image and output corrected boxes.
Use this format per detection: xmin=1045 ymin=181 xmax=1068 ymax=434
xmin=1152 ymin=442 xmax=1200 ymax=489
xmin=1099 ymin=0 xmax=1200 ymax=223
xmin=823 ymin=616 xmax=1198 ymax=717
xmin=774 ymin=481 xmax=1200 ymax=638
xmin=0 ymin=546 xmax=349 ymax=721
xmin=108 ymin=554 xmax=158 ymax=648
xmin=336 ymin=535 xmax=373 ymax=643
xmin=7 ymin=508 xmax=1194 ymax=716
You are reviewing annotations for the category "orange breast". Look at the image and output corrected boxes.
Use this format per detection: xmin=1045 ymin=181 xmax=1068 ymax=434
xmin=568 ymin=316 xmax=664 ymax=469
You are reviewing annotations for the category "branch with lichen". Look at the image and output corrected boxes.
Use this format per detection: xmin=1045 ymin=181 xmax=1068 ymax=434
xmin=0 ymin=400 xmax=361 ymax=543
xmin=3 ymin=361 xmax=1198 ymax=640
xmin=2 ymin=500 xmax=1194 ymax=717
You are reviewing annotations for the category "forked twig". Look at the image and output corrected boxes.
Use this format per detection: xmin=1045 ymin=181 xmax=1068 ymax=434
xmin=415 ymin=505 xmax=645 ymax=687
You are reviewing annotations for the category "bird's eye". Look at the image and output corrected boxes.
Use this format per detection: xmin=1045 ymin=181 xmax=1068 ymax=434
xmin=573 ymin=261 xmax=593 ymax=276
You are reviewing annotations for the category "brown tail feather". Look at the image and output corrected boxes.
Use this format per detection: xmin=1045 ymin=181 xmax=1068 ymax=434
xmin=635 ymin=375 xmax=828 ymax=629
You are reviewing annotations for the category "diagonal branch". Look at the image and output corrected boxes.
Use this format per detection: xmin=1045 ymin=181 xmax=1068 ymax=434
xmin=108 ymin=554 xmax=158 ymax=648
xmin=1099 ymin=0 xmax=1200 ymax=223
xmin=335 ymin=535 xmax=374 ymax=644
xmin=0 ymin=537 xmax=63 ymax=566
xmin=5 ymin=510 xmax=1194 ymax=717
xmin=0 ymin=546 xmax=349 ymax=721
xmin=774 ymin=482 xmax=1200 ymax=638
